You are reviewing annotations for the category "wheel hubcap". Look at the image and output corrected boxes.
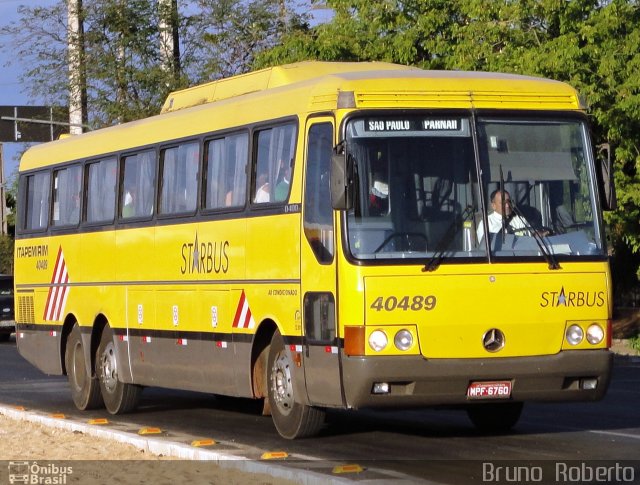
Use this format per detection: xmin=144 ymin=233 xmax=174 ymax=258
xmin=100 ymin=342 xmax=118 ymax=393
xmin=270 ymin=351 xmax=294 ymax=415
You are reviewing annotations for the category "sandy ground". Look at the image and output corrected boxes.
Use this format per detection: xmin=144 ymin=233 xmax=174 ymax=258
xmin=0 ymin=414 xmax=295 ymax=484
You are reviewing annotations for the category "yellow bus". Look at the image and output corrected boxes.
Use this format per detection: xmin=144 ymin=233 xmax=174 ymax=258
xmin=15 ymin=62 xmax=615 ymax=439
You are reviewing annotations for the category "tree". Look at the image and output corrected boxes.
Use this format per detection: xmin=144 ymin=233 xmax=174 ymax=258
xmin=0 ymin=0 xmax=190 ymax=127
xmin=188 ymin=0 xmax=309 ymax=81
xmin=1 ymin=1 xmax=306 ymax=124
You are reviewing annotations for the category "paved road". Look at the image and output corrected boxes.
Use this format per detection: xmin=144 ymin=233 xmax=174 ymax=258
xmin=1 ymin=337 xmax=638 ymax=483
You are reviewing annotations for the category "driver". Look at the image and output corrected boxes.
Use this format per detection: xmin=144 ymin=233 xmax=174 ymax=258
xmin=477 ymin=189 xmax=530 ymax=242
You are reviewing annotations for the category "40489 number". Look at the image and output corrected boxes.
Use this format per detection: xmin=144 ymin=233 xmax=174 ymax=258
xmin=370 ymin=295 xmax=437 ymax=312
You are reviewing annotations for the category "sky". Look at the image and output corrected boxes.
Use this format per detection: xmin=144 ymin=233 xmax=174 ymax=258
xmin=0 ymin=0 xmax=59 ymax=181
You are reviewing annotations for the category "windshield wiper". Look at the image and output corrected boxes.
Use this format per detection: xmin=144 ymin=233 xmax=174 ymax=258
xmin=509 ymin=202 xmax=561 ymax=270
xmin=423 ymin=206 xmax=474 ymax=272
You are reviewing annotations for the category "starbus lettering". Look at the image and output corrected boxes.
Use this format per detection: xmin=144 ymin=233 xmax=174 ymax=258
xmin=181 ymin=233 xmax=229 ymax=275
xmin=540 ymin=287 xmax=605 ymax=308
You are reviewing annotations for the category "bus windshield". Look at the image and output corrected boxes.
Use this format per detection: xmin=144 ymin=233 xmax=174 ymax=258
xmin=344 ymin=114 xmax=604 ymax=262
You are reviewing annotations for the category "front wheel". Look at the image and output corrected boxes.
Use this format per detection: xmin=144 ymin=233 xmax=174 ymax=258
xmin=97 ymin=326 xmax=141 ymax=414
xmin=65 ymin=324 xmax=103 ymax=410
xmin=467 ymin=402 xmax=523 ymax=434
xmin=267 ymin=330 xmax=325 ymax=439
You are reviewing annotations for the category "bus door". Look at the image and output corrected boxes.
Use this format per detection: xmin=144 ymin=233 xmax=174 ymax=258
xmin=300 ymin=119 xmax=344 ymax=407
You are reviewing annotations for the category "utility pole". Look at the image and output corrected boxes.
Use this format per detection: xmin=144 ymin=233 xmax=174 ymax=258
xmin=67 ymin=0 xmax=86 ymax=135
xmin=158 ymin=0 xmax=180 ymax=82
xmin=0 ymin=144 xmax=6 ymax=236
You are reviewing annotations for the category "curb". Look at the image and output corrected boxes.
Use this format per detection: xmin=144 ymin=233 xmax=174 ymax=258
xmin=0 ymin=404 xmax=359 ymax=485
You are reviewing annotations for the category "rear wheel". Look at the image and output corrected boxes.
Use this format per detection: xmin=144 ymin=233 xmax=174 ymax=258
xmin=267 ymin=330 xmax=325 ymax=439
xmin=65 ymin=324 xmax=103 ymax=410
xmin=467 ymin=402 xmax=523 ymax=433
xmin=97 ymin=325 xmax=141 ymax=414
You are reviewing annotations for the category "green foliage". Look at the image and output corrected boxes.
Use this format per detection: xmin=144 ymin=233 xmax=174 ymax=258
xmin=190 ymin=0 xmax=308 ymax=80
xmin=630 ymin=334 xmax=640 ymax=353
xmin=0 ymin=236 xmax=13 ymax=275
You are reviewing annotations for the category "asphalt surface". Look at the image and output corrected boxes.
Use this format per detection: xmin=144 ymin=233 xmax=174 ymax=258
xmin=1 ymin=336 xmax=639 ymax=484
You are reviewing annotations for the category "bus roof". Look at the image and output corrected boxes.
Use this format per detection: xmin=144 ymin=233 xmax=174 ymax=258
xmin=161 ymin=61 xmax=419 ymax=113
xmin=20 ymin=61 xmax=583 ymax=171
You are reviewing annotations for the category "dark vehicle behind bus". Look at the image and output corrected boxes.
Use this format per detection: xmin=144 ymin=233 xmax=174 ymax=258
xmin=0 ymin=275 xmax=15 ymax=341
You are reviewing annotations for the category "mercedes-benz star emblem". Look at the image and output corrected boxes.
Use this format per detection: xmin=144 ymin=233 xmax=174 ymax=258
xmin=482 ymin=328 xmax=505 ymax=352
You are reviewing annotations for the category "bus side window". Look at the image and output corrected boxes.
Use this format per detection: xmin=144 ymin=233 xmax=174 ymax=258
xmin=252 ymin=123 xmax=296 ymax=204
xmin=86 ymin=157 xmax=117 ymax=223
xmin=121 ymin=150 xmax=156 ymax=219
xmin=160 ymin=141 xmax=199 ymax=215
xmin=204 ymin=132 xmax=248 ymax=209
xmin=22 ymin=171 xmax=51 ymax=231
xmin=304 ymin=123 xmax=334 ymax=263
xmin=52 ymin=165 xmax=82 ymax=227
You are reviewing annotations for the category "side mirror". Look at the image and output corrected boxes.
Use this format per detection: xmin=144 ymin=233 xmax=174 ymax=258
xmin=597 ymin=143 xmax=617 ymax=211
xmin=330 ymin=143 xmax=353 ymax=210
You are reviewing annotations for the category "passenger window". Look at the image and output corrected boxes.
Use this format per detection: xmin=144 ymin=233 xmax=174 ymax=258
xmin=204 ymin=133 xmax=248 ymax=209
xmin=253 ymin=124 xmax=296 ymax=204
xmin=160 ymin=142 xmax=200 ymax=215
xmin=22 ymin=171 xmax=51 ymax=231
xmin=121 ymin=150 xmax=156 ymax=219
xmin=304 ymin=123 xmax=334 ymax=263
xmin=86 ymin=157 xmax=117 ymax=223
xmin=52 ymin=165 xmax=82 ymax=227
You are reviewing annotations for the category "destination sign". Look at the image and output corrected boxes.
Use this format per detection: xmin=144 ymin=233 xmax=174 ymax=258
xmin=364 ymin=118 xmax=462 ymax=132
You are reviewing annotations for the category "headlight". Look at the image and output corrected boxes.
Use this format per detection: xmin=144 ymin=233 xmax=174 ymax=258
xmin=368 ymin=330 xmax=388 ymax=352
xmin=586 ymin=324 xmax=604 ymax=345
xmin=394 ymin=329 xmax=413 ymax=351
xmin=566 ymin=324 xmax=584 ymax=345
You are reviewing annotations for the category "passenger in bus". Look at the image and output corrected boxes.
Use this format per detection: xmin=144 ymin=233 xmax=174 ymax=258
xmin=255 ymin=173 xmax=270 ymax=203
xmin=275 ymin=164 xmax=291 ymax=202
xmin=122 ymin=189 xmax=135 ymax=217
xmin=369 ymin=172 xmax=389 ymax=216
xmin=225 ymin=190 xmax=234 ymax=206
xmin=476 ymin=189 xmax=530 ymax=242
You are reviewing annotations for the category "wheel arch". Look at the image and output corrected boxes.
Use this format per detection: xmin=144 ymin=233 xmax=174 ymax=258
xmin=60 ymin=314 xmax=78 ymax=375
xmin=90 ymin=314 xmax=109 ymax=378
xmin=251 ymin=318 xmax=277 ymax=399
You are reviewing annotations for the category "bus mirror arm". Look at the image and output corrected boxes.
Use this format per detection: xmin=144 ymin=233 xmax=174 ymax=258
xmin=597 ymin=143 xmax=617 ymax=211
xmin=330 ymin=141 xmax=354 ymax=211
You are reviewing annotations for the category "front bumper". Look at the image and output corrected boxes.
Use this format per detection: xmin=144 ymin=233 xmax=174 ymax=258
xmin=341 ymin=350 xmax=612 ymax=409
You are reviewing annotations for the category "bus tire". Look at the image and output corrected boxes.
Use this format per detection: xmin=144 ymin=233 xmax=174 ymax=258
xmin=467 ymin=402 xmax=523 ymax=434
xmin=267 ymin=330 xmax=325 ymax=439
xmin=65 ymin=324 xmax=103 ymax=410
xmin=97 ymin=325 xmax=141 ymax=414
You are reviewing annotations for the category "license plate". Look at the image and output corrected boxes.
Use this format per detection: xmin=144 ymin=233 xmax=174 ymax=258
xmin=466 ymin=380 xmax=512 ymax=399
